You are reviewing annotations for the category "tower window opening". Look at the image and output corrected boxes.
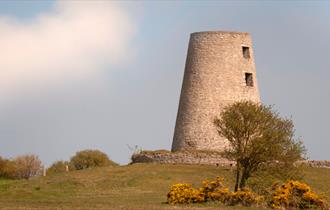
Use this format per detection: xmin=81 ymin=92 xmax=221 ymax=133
xmin=245 ymin=73 xmax=253 ymax=87
xmin=242 ymin=46 xmax=250 ymax=59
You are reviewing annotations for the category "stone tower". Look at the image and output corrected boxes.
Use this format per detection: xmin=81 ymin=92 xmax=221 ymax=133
xmin=172 ymin=31 xmax=260 ymax=152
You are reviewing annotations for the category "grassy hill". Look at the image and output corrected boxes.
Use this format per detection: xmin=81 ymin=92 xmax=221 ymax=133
xmin=0 ymin=163 xmax=329 ymax=210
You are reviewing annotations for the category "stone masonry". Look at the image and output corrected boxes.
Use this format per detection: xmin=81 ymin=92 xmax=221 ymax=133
xmin=131 ymin=150 xmax=234 ymax=166
xmin=172 ymin=31 xmax=260 ymax=152
xmin=131 ymin=151 xmax=330 ymax=168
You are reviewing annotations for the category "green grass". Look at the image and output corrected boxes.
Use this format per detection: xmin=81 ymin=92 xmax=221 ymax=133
xmin=0 ymin=164 xmax=329 ymax=210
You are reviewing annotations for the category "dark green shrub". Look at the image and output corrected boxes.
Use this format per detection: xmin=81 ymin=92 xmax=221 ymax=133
xmin=70 ymin=149 xmax=117 ymax=170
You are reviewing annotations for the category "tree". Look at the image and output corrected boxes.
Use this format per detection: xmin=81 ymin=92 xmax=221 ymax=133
xmin=13 ymin=154 xmax=42 ymax=179
xmin=214 ymin=101 xmax=305 ymax=191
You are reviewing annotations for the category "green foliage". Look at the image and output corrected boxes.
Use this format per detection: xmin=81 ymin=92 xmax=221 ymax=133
xmin=247 ymin=163 xmax=305 ymax=195
xmin=70 ymin=149 xmax=117 ymax=170
xmin=214 ymin=101 xmax=306 ymax=191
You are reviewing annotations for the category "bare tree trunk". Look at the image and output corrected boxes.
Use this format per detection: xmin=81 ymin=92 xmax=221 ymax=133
xmin=239 ymin=168 xmax=250 ymax=189
xmin=234 ymin=161 xmax=240 ymax=192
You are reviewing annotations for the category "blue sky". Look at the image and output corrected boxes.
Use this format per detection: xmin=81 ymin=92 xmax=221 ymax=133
xmin=0 ymin=1 xmax=329 ymax=165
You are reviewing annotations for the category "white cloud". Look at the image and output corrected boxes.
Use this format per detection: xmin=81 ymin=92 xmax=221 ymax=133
xmin=0 ymin=1 xmax=135 ymax=97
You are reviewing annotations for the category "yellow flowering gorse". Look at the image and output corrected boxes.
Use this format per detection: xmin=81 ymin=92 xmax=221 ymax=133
xmin=270 ymin=180 xmax=327 ymax=209
xmin=167 ymin=183 xmax=204 ymax=204
xmin=167 ymin=177 xmax=263 ymax=206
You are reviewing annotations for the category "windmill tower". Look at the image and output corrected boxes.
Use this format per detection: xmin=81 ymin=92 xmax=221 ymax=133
xmin=172 ymin=31 xmax=260 ymax=152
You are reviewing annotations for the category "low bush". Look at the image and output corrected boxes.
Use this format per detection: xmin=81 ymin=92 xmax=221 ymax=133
xmin=167 ymin=178 xmax=326 ymax=209
xmin=167 ymin=183 xmax=204 ymax=204
xmin=70 ymin=149 xmax=117 ymax=170
xmin=225 ymin=189 xmax=264 ymax=206
xmin=47 ymin=161 xmax=72 ymax=174
xmin=0 ymin=155 xmax=42 ymax=179
xmin=167 ymin=177 xmax=263 ymax=207
xmin=13 ymin=154 xmax=42 ymax=179
xmin=270 ymin=180 xmax=327 ymax=209
xmin=0 ymin=157 xmax=16 ymax=179
xmin=200 ymin=176 xmax=225 ymax=200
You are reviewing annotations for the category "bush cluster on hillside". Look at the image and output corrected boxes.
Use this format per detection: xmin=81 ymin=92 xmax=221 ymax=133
xmin=0 ymin=156 xmax=16 ymax=179
xmin=47 ymin=160 xmax=72 ymax=174
xmin=167 ymin=177 xmax=327 ymax=209
xmin=47 ymin=149 xmax=118 ymax=174
xmin=270 ymin=180 xmax=327 ymax=209
xmin=167 ymin=177 xmax=263 ymax=206
xmin=0 ymin=154 xmax=42 ymax=179
xmin=1 ymin=149 xmax=117 ymax=179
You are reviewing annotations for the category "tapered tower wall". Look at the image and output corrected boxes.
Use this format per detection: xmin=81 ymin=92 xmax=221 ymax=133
xmin=172 ymin=31 xmax=260 ymax=152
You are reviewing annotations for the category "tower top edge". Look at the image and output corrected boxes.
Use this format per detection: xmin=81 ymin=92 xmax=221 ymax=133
xmin=191 ymin=31 xmax=250 ymax=36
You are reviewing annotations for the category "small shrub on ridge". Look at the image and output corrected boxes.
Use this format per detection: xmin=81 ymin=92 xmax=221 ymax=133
xmin=47 ymin=160 xmax=73 ymax=174
xmin=70 ymin=149 xmax=117 ymax=170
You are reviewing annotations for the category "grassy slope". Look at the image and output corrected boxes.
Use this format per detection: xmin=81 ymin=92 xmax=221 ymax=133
xmin=0 ymin=164 xmax=329 ymax=210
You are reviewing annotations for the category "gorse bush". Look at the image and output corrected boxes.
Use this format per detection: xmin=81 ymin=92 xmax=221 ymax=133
xmin=224 ymin=189 xmax=264 ymax=206
xmin=167 ymin=184 xmax=204 ymax=204
xmin=200 ymin=177 xmax=263 ymax=206
xmin=70 ymin=150 xmax=117 ymax=170
xmin=167 ymin=177 xmax=225 ymax=204
xmin=167 ymin=177 xmax=326 ymax=209
xmin=270 ymin=180 xmax=327 ymax=209
xmin=200 ymin=177 xmax=225 ymax=200
xmin=167 ymin=177 xmax=263 ymax=207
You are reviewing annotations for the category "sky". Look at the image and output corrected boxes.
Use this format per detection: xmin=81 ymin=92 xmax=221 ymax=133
xmin=0 ymin=1 xmax=329 ymax=165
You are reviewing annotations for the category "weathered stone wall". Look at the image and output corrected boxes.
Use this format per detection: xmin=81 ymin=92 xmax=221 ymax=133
xmin=297 ymin=160 xmax=330 ymax=168
xmin=172 ymin=31 xmax=260 ymax=152
xmin=131 ymin=150 xmax=234 ymax=166
xmin=132 ymin=151 xmax=330 ymax=169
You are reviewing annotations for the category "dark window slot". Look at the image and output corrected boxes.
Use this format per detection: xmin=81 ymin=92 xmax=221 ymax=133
xmin=245 ymin=73 xmax=253 ymax=87
xmin=242 ymin=46 xmax=250 ymax=59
